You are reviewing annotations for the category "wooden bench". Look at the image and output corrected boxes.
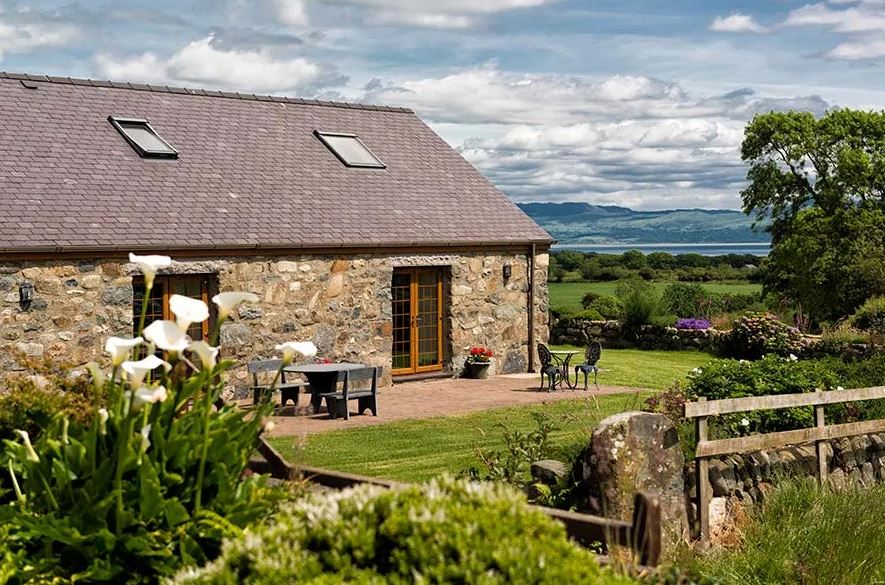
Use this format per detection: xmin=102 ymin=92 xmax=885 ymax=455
xmin=248 ymin=359 xmax=309 ymax=408
xmin=321 ymin=366 xmax=380 ymax=420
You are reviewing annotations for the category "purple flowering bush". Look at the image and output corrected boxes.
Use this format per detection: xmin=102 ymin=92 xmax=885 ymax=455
xmin=675 ymin=318 xmax=712 ymax=330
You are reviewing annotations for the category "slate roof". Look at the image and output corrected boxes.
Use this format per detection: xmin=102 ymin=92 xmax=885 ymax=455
xmin=0 ymin=72 xmax=552 ymax=253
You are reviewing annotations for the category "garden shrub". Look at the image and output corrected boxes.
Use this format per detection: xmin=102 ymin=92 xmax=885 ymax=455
xmin=684 ymin=355 xmax=839 ymax=435
xmin=588 ymin=294 xmax=624 ymax=319
xmin=662 ymin=283 xmax=758 ymax=321
xmin=723 ymin=312 xmax=805 ymax=359
xmin=716 ymin=292 xmax=759 ymax=314
xmin=662 ymin=283 xmax=712 ymax=319
xmin=813 ymin=326 xmax=873 ymax=357
xmin=850 ymin=296 xmax=885 ymax=339
xmin=0 ymin=357 xmax=97 ymax=441
xmin=575 ymin=308 xmax=605 ymax=320
xmin=581 ymin=290 xmax=601 ymax=308
xmin=170 ymin=477 xmax=637 ymax=585
xmin=618 ymin=281 xmax=674 ymax=327
xmin=647 ymin=353 xmax=885 ymax=455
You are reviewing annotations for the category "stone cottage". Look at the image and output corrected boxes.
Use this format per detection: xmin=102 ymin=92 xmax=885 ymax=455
xmin=0 ymin=72 xmax=552 ymax=386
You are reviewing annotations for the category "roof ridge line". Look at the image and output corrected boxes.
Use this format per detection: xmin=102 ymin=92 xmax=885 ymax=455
xmin=0 ymin=71 xmax=414 ymax=114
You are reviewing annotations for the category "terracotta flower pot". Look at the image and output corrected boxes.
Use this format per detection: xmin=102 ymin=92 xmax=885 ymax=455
xmin=463 ymin=361 xmax=491 ymax=379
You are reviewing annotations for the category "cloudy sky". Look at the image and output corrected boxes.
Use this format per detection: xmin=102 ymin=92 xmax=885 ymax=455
xmin=1 ymin=0 xmax=884 ymax=210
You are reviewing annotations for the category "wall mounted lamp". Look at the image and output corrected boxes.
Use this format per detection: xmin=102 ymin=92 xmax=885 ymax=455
xmin=502 ymin=264 xmax=512 ymax=280
xmin=19 ymin=280 xmax=34 ymax=311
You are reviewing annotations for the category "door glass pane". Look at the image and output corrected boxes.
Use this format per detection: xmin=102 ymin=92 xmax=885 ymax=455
xmin=392 ymin=272 xmax=411 ymax=370
xmin=417 ymin=271 xmax=440 ymax=367
xmin=133 ymin=280 xmax=165 ymax=334
xmin=170 ymin=276 xmax=206 ymax=341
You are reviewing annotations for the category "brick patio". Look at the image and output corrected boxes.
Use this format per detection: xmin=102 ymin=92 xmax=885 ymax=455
xmin=264 ymin=374 xmax=647 ymax=437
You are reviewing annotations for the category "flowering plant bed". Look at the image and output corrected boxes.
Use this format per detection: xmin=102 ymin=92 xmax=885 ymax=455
xmin=675 ymin=318 xmax=712 ymax=330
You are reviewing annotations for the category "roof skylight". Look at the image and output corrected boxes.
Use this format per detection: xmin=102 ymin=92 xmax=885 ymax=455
xmin=109 ymin=116 xmax=178 ymax=159
xmin=315 ymin=131 xmax=385 ymax=169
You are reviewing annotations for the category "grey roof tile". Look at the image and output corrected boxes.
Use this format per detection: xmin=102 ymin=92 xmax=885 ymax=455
xmin=0 ymin=72 xmax=552 ymax=252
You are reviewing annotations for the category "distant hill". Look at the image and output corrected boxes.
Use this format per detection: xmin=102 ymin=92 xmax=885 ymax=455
xmin=517 ymin=202 xmax=769 ymax=245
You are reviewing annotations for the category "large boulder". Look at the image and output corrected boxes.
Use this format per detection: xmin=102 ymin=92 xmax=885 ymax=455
xmin=584 ymin=411 xmax=686 ymax=546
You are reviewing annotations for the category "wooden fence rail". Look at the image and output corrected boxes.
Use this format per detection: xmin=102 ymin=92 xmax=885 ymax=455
xmin=684 ymin=385 xmax=885 ymax=541
xmin=254 ymin=438 xmax=662 ymax=566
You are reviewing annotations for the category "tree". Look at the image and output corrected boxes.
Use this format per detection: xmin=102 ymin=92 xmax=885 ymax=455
xmin=741 ymin=110 xmax=885 ymax=320
xmin=555 ymin=250 xmax=587 ymax=273
xmin=647 ymin=252 xmax=676 ymax=270
xmin=762 ymin=207 xmax=885 ymax=321
xmin=548 ymin=255 xmax=565 ymax=283
xmin=621 ymin=249 xmax=646 ymax=270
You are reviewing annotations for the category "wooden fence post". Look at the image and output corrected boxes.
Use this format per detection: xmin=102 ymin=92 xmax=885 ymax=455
xmin=695 ymin=397 xmax=710 ymax=542
xmin=630 ymin=492 xmax=662 ymax=567
xmin=815 ymin=388 xmax=827 ymax=485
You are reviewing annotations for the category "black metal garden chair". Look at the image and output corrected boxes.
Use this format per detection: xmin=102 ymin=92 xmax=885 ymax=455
xmin=573 ymin=341 xmax=602 ymax=390
xmin=537 ymin=343 xmax=560 ymax=392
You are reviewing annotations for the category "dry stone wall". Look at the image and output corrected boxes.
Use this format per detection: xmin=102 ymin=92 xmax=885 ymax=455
xmin=0 ymin=250 xmax=549 ymax=388
xmin=551 ymin=317 xmax=723 ymax=353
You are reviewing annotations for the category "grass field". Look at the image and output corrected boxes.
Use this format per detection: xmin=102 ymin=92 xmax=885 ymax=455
xmin=698 ymin=480 xmax=885 ymax=584
xmin=269 ymin=348 xmax=713 ymax=481
xmin=550 ymin=346 xmax=712 ymax=390
xmin=269 ymin=392 xmax=650 ymax=482
xmin=550 ymin=280 xmax=762 ymax=313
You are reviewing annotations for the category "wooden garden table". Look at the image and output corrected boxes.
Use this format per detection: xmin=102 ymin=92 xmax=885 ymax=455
xmin=285 ymin=362 xmax=367 ymax=413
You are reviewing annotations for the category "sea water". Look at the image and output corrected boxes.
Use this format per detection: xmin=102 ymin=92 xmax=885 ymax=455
xmin=554 ymin=243 xmax=770 ymax=256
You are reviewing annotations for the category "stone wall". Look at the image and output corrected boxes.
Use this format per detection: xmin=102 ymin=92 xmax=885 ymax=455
xmin=551 ymin=317 xmax=722 ymax=353
xmin=686 ymin=433 xmax=885 ymax=508
xmin=0 ymin=249 xmax=549 ymax=388
xmin=556 ymin=411 xmax=885 ymax=543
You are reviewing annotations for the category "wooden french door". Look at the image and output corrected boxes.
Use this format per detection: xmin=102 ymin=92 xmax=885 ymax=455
xmin=391 ymin=268 xmax=443 ymax=375
xmin=133 ymin=274 xmax=212 ymax=341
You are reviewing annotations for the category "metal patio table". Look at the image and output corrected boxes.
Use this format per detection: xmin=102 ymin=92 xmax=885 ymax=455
xmin=285 ymin=362 xmax=367 ymax=414
xmin=549 ymin=350 xmax=579 ymax=390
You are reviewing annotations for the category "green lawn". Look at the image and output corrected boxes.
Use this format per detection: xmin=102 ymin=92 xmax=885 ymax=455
xmin=550 ymin=280 xmax=762 ymax=313
xmin=551 ymin=346 xmax=713 ymax=390
xmin=268 ymin=392 xmax=650 ymax=482
xmin=269 ymin=348 xmax=714 ymax=482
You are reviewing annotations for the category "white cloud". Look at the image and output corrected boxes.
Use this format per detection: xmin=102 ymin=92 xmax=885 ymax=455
xmin=0 ymin=20 xmax=79 ymax=61
xmin=93 ymin=35 xmax=322 ymax=93
xmin=323 ymin=0 xmax=552 ymax=28
xmin=784 ymin=0 xmax=885 ymax=59
xmin=710 ymin=13 xmax=767 ymax=33
xmin=274 ymin=0 xmax=308 ymax=26
xmin=364 ymin=65 xmax=830 ymax=210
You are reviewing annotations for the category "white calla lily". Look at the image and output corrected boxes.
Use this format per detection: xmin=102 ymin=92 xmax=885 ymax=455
xmin=128 ymin=253 xmax=172 ymax=287
xmin=143 ymin=320 xmax=190 ymax=352
xmin=121 ymin=355 xmax=171 ymax=386
xmin=189 ymin=340 xmax=219 ymax=371
xmin=85 ymin=362 xmax=106 ymax=387
xmin=275 ymin=341 xmax=318 ymax=366
xmin=98 ymin=408 xmax=109 ymax=435
xmin=14 ymin=430 xmax=39 ymax=462
xmin=104 ymin=337 xmax=144 ymax=366
xmin=169 ymin=294 xmax=210 ymax=332
xmin=212 ymin=291 xmax=260 ymax=320
xmin=140 ymin=424 xmax=152 ymax=451
xmin=129 ymin=385 xmax=168 ymax=411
